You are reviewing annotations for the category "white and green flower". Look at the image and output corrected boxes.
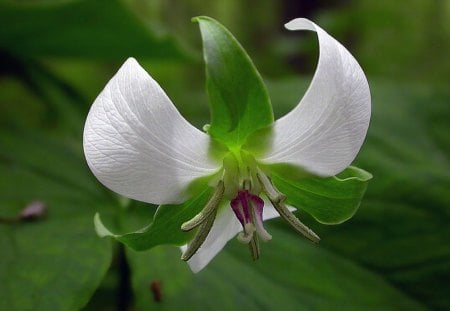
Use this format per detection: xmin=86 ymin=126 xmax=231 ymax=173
xmin=85 ymin=17 xmax=372 ymax=273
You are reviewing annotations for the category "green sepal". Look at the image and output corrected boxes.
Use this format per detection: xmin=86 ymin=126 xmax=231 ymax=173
xmin=94 ymin=186 xmax=214 ymax=251
xmin=270 ymin=166 xmax=373 ymax=224
xmin=194 ymin=16 xmax=273 ymax=148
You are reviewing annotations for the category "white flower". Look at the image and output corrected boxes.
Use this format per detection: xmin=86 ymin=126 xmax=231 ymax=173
xmin=84 ymin=18 xmax=370 ymax=273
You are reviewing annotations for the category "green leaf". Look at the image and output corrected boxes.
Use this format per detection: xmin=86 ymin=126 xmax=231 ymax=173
xmin=270 ymin=166 xmax=372 ymax=224
xmin=94 ymin=186 xmax=214 ymax=251
xmin=319 ymin=81 xmax=450 ymax=311
xmin=268 ymin=78 xmax=450 ymax=310
xmin=0 ymin=131 xmax=113 ymax=311
xmin=126 ymin=226 xmax=425 ymax=311
xmin=0 ymin=0 xmax=185 ymax=59
xmin=194 ymin=16 xmax=273 ymax=148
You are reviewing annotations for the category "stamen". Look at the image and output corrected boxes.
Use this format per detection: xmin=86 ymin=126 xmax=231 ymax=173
xmin=181 ymin=180 xmax=224 ymax=232
xmin=250 ymin=171 xmax=262 ymax=194
xmin=257 ymin=169 xmax=320 ymax=243
xmin=181 ymin=207 xmax=217 ymax=261
xmin=256 ymin=169 xmax=286 ymax=203
xmin=270 ymin=199 xmax=320 ymax=243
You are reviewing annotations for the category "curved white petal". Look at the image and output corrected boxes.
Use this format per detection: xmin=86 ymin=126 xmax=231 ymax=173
xmin=261 ymin=18 xmax=371 ymax=176
xmin=83 ymin=58 xmax=219 ymax=204
xmin=181 ymin=202 xmax=292 ymax=273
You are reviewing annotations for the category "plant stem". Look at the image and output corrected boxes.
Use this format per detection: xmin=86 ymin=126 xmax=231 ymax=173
xmin=117 ymin=244 xmax=132 ymax=311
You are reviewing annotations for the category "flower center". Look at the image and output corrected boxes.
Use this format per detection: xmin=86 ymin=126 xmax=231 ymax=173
xmin=180 ymin=150 xmax=320 ymax=262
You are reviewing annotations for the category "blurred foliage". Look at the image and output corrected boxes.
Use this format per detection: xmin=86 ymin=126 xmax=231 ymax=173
xmin=317 ymin=0 xmax=450 ymax=84
xmin=0 ymin=0 xmax=184 ymax=60
xmin=0 ymin=0 xmax=449 ymax=310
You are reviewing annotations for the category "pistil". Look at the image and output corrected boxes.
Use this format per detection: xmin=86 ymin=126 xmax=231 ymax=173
xmin=231 ymin=190 xmax=272 ymax=240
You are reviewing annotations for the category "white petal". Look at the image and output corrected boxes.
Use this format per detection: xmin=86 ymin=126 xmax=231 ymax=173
xmin=181 ymin=202 xmax=292 ymax=273
xmin=261 ymin=18 xmax=371 ymax=176
xmin=83 ymin=58 xmax=219 ymax=204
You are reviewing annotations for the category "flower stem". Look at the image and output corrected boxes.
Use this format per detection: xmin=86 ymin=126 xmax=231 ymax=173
xmin=117 ymin=244 xmax=132 ymax=311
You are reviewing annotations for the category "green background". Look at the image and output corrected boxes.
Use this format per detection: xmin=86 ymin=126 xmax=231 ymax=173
xmin=0 ymin=0 xmax=448 ymax=310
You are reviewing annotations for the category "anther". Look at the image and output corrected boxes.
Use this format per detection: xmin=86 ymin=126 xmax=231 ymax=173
xmin=270 ymin=199 xmax=320 ymax=243
xmin=181 ymin=181 xmax=224 ymax=232
xmin=256 ymin=169 xmax=286 ymax=203
xmin=181 ymin=207 xmax=217 ymax=261
xmin=257 ymin=169 xmax=320 ymax=243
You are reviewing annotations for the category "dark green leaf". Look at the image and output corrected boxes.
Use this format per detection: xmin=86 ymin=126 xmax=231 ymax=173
xmin=320 ymin=81 xmax=450 ymax=310
xmin=268 ymin=78 xmax=450 ymax=310
xmin=126 ymin=225 xmax=425 ymax=311
xmin=0 ymin=131 xmax=113 ymax=311
xmin=194 ymin=16 xmax=273 ymax=148
xmin=0 ymin=0 xmax=185 ymax=59
xmin=270 ymin=166 xmax=372 ymax=224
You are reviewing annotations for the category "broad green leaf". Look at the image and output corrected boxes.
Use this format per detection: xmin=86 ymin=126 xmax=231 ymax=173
xmin=270 ymin=166 xmax=372 ymax=224
xmin=94 ymin=186 xmax=214 ymax=251
xmin=126 ymin=225 xmax=425 ymax=311
xmin=195 ymin=16 xmax=273 ymax=148
xmin=268 ymin=78 xmax=450 ymax=310
xmin=0 ymin=0 xmax=184 ymax=59
xmin=319 ymin=81 xmax=450 ymax=311
xmin=0 ymin=131 xmax=113 ymax=311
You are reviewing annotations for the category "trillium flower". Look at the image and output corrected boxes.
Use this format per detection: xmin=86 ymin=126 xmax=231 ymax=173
xmin=85 ymin=17 xmax=372 ymax=273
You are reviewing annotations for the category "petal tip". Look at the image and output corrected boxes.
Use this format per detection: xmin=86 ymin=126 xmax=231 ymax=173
xmin=121 ymin=57 xmax=142 ymax=72
xmin=124 ymin=56 xmax=138 ymax=64
xmin=284 ymin=19 xmax=297 ymax=30
xmin=284 ymin=18 xmax=313 ymax=31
